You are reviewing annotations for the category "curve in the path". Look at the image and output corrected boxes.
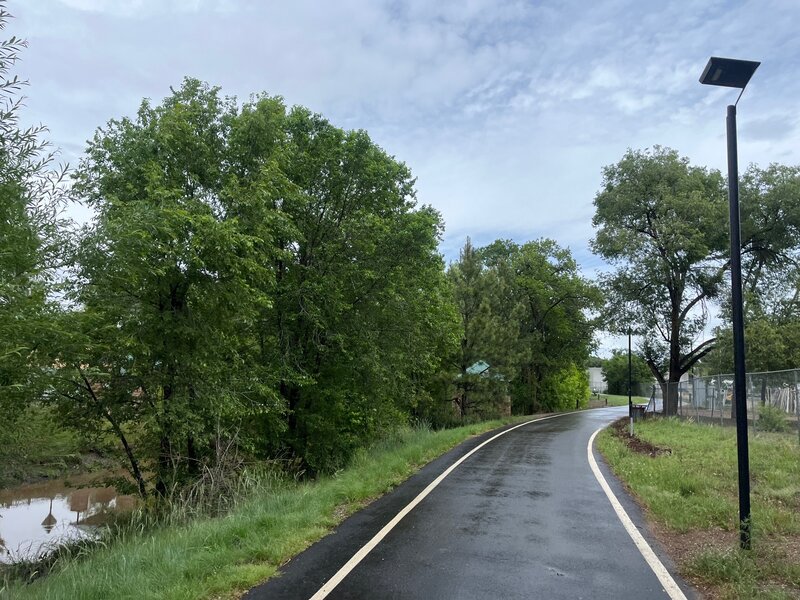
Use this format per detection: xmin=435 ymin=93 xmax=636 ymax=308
xmin=245 ymin=407 xmax=694 ymax=600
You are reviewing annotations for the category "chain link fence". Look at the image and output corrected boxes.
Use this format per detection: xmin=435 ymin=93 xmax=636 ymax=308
xmin=654 ymin=369 xmax=800 ymax=436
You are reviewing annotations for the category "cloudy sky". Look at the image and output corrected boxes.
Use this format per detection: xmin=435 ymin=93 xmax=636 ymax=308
xmin=12 ymin=0 xmax=800 ymax=350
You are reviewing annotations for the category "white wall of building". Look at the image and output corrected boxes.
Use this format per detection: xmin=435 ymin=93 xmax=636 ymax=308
xmin=587 ymin=367 xmax=607 ymax=393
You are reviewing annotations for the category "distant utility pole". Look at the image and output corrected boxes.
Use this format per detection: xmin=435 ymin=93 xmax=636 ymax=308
xmin=628 ymin=328 xmax=633 ymax=435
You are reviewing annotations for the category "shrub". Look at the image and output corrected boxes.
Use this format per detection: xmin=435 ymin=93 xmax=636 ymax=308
xmin=758 ymin=404 xmax=789 ymax=432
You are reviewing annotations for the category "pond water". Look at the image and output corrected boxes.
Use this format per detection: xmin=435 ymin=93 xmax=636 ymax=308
xmin=0 ymin=477 xmax=136 ymax=563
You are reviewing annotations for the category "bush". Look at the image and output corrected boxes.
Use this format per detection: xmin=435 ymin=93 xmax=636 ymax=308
xmin=758 ymin=404 xmax=789 ymax=432
xmin=540 ymin=363 xmax=589 ymax=411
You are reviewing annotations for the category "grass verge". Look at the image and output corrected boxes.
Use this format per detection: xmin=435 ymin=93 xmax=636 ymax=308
xmin=591 ymin=394 xmax=648 ymax=407
xmin=2 ymin=415 xmax=538 ymax=600
xmin=597 ymin=417 xmax=800 ymax=599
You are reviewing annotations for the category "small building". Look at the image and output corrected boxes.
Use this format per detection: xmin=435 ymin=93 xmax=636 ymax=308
xmin=587 ymin=367 xmax=607 ymax=393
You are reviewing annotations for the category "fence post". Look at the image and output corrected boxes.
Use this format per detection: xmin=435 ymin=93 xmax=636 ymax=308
xmin=718 ymin=374 xmax=724 ymax=426
xmin=749 ymin=374 xmax=756 ymax=435
xmin=710 ymin=377 xmax=715 ymax=421
xmin=795 ymin=370 xmax=799 ymax=446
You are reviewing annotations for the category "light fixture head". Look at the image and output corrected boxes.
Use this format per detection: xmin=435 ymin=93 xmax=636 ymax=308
xmin=699 ymin=57 xmax=760 ymax=88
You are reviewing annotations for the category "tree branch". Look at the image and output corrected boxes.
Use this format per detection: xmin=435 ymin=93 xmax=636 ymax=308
xmin=679 ymin=337 xmax=717 ymax=373
xmin=678 ymin=292 xmax=707 ymax=324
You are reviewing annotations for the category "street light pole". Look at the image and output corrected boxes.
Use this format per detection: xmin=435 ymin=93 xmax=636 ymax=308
xmin=628 ymin=328 xmax=633 ymax=435
xmin=700 ymin=56 xmax=760 ymax=550
xmin=726 ymin=103 xmax=752 ymax=550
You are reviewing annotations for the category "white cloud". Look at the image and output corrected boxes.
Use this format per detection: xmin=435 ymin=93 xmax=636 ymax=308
xmin=53 ymin=0 xmax=219 ymax=16
xmin=11 ymin=0 xmax=800 ymax=302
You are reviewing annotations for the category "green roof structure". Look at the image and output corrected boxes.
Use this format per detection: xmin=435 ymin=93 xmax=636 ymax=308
xmin=466 ymin=360 xmax=490 ymax=375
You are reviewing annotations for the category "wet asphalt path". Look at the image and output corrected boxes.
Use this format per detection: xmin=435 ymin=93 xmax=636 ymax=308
xmin=245 ymin=407 xmax=693 ymax=599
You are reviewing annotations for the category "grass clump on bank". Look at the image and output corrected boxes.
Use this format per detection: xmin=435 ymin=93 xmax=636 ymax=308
xmin=597 ymin=417 xmax=800 ymax=599
xmin=2 ymin=415 xmax=535 ymax=600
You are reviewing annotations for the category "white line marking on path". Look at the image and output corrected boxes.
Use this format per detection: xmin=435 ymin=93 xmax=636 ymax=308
xmin=588 ymin=428 xmax=688 ymax=600
xmin=309 ymin=413 xmax=570 ymax=600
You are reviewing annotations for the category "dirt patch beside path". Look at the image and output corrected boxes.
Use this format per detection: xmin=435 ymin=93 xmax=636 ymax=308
xmin=609 ymin=417 xmax=672 ymax=457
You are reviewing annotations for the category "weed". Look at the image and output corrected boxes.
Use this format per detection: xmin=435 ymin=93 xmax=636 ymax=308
xmin=758 ymin=405 xmax=789 ymax=433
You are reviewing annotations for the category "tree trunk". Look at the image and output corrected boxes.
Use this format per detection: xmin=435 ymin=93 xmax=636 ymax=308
xmin=155 ymin=434 xmax=173 ymax=498
xmin=156 ymin=384 xmax=176 ymax=497
xmin=460 ymin=380 xmax=469 ymax=418
xmin=664 ymin=295 xmax=684 ymax=417
xmin=526 ymin=368 xmax=543 ymax=414
xmin=77 ymin=368 xmax=148 ymax=498
xmin=186 ymin=385 xmax=200 ymax=475
xmin=663 ymin=369 xmax=682 ymax=417
xmin=105 ymin=410 xmax=148 ymax=499
xmin=663 ymin=383 xmax=679 ymax=416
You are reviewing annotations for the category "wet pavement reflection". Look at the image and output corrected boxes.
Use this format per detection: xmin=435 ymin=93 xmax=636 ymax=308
xmin=0 ymin=478 xmax=136 ymax=563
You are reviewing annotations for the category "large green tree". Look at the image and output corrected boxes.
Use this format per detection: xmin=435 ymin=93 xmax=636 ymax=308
xmin=592 ymin=147 xmax=728 ymax=415
xmin=510 ymin=239 xmax=600 ymax=412
xmin=54 ymin=79 xmax=457 ymax=490
xmin=265 ymin=106 xmax=457 ymax=471
xmin=448 ymin=238 xmax=521 ymax=417
xmin=593 ymin=149 xmax=800 ymax=415
xmin=56 ymin=80 xmax=279 ymax=496
xmin=448 ymin=238 xmax=599 ymax=416
xmin=711 ymin=164 xmax=800 ymax=388
xmin=738 ymin=164 xmax=800 ymax=297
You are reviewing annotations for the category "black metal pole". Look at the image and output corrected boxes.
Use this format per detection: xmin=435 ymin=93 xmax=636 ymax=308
xmin=628 ymin=328 xmax=633 ymax=434
xmin=727 ymin=103 xmax=752 ymax=550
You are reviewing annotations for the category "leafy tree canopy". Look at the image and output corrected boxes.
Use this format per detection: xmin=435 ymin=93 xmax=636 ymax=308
xmin=447 ymin=237 xmax=600 ymax=416
xmin=0 ymin=3 xmax=67 ymax=418
xmin=593 ymin=147 xmax=728 ymax=414
xmin=601 ymin=350 xmax=652 ymax=396
xmin=50 ymin=78 xmax=458 ymax=490
xmin=593 ymin=148 xmax=800 ymax=415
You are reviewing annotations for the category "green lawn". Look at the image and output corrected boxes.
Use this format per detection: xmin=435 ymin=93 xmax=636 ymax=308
xmin=594 ymin=393 xmax=648 ymax=407
xmin=2 ymin=415 xmax=538 ymax=599
xmin=597 ymin=418 xmax=800 ymax=599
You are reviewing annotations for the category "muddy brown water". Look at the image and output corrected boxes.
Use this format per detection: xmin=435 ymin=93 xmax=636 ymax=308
xmin=0 ymin=475 xmax=136 ymax=563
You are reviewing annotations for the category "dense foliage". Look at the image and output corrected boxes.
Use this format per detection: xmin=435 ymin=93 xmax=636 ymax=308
xmin=0 ymin=37 xmax=603 ymax=497
xmin=591 ymin=147 xmax=727 ymax=414
xmin=705 ymin=165 xmax=800 ymax=378
xmin=592 ymin=147 xmax=800 ymax=415
xmin=41 ymin=79 xmax=462 ymax=492
xmin=0 ymin=5 xmax=66 ymax=422
xmin=600 ymin=350 xmax=652 ymax=396
xmin=447 ymin=238 xmax=600 ymax=416
xmin=7 ymin=0 xmax=799 ymax=506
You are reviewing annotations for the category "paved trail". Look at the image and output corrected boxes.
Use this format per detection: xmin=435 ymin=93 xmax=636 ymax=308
xmin=245 ymin=407 xmax=694 ymax=599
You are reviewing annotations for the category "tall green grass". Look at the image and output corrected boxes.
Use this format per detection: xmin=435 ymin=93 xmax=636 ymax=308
xmin=598 ymin=418 xmax=800 ymax=599
xmin=2 ymin=416 xmax=534 ymax=599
